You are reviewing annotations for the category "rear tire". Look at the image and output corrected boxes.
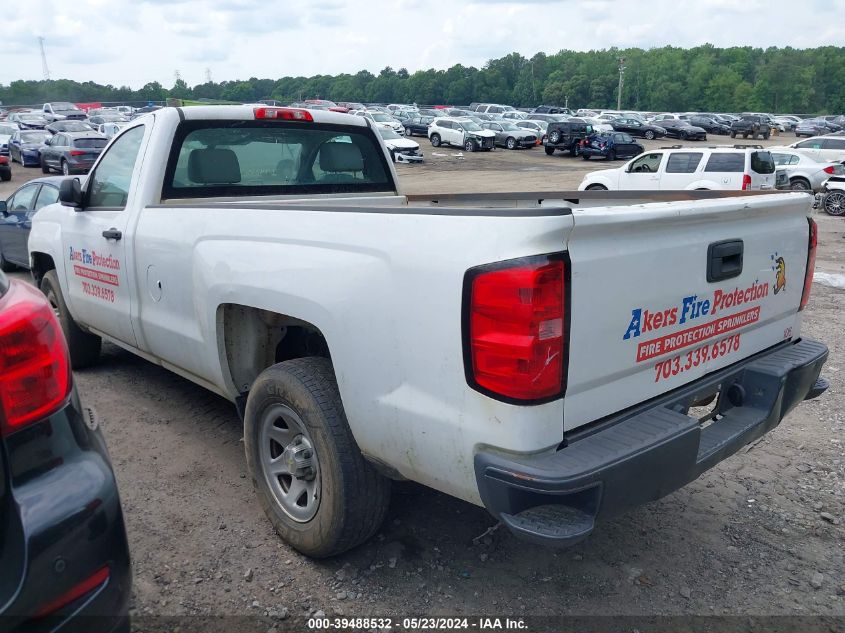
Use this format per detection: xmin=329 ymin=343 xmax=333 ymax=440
xmin=61 ymin=160 xmax=70 ymax=176
xmin=41 ymin=158 xmax=50 ymax=174
xmin=790 ymin=178 xmax=811 ymax=191
xmin=544 ymin=146 xmax=555 ymax=156
xmin=430 ymin=134 xmax=441 ymax=148
xmin=244 ymin=358 xmax=391 ymax=558
xmin=644 ymin=130 xmax=655 ymax=140
xmin=405 ymin=128 xmax=413 ymax=137
xmin=0 ymin=168 xmax=10 ymax=182
xmin=40 ymin=270 xmax=101 ymax=369
xmin=607 ymin=149 xmax=616 ymax=161
xmin=823 ymin=191 xmax=845 ymax=216
xmin=730 ymin=131 xmax=736 ymax=138
xmin=0 ymin=248 xmax=15 ymax=272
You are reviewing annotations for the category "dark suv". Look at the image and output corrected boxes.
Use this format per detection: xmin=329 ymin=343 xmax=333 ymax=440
xmin=730 ymin=115 xmax=771 ymax=140
xmin=0 ymin=269 xmax=131 ymax=632
xmin=543 ymin=119 xmax=594 ymax=156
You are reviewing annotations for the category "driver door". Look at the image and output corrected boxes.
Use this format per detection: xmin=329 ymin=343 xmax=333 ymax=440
xmin=0 ymin=183 xmax=39 ymax=266
xmin=60 ymin=124 xmax=149 ymax=347
xmin=618 ymin=152 xmax=665 ymax=189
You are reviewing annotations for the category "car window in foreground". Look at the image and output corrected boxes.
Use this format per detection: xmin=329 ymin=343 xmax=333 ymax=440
xmin=751 ymin=151 xmax=775 ymax=174
xmin=164 ymin=121 xmax=392 ymax=199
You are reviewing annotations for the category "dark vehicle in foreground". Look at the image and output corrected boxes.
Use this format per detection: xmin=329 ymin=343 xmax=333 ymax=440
xmin=580 ymin=132 xmax=644 ymax=160
xmin=610 ymin=117 xmax=666 ymax=140
xmin=40 ymin=132 xmax=108 ymax=175
xmin=47 ymin=120 xmax=96 ymax=135
xmin=481 ymin=121 xmax=538 ymax=149
xmin=0 ymin=155 xmax=9 ymax=181
xmin=9 ymin=130 xmax=51 ymax=167
xmin=544 ymin=119 xmax=594 ymax=156
xmin=660 ymin=119 xmax=707 ymax=141
xmin=0 ymin=177 xmax=66 ymax=270
xmin=0 ymin=268 xmax=131 ymax=631
xmin=403 ymin=115 xmax=434 ymax=137
xmin=730 ymin=115 xmax=771 ymax=140
xmin=687 ymin=115 xmax=731 ymax=135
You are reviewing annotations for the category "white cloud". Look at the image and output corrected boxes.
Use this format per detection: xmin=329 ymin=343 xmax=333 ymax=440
xmin=0 ymin=0 xmax=842 ymax=89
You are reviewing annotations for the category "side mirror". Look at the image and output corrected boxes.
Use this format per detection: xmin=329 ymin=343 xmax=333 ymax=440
xmin=59 ymin=178 xmax=83 ymax=209
xmin=0 ymin=200 xmax=6 ymax=216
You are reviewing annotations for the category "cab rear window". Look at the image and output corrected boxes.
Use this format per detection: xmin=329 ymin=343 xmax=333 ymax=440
xmin=162 ymin=120 xmax=393 ymax=200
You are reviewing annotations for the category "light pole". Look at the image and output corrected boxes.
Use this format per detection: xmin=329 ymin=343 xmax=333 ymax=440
xmin=617 ymin=57 xmax=625 ymax=111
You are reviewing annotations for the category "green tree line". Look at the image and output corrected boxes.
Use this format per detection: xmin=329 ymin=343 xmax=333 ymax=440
xmin=2 ymin=45 xmax=843 ymax=114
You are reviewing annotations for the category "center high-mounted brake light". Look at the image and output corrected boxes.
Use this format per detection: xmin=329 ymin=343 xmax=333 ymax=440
xmin=800 ymin=218 xmax=817 ymax=311
xmin=463 ymin=254 xmax=568 ymax=403
xmin=0 ymin=280 xmax=72 ymax=436
xmin=253 ymin=107 xmax=313 ymax=122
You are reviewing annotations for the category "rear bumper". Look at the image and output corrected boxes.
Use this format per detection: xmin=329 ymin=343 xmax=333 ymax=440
xmin=1 ymin=398 xmax=131 ymax=632
xmin=474 ymin=338 xmax=828 ymax=547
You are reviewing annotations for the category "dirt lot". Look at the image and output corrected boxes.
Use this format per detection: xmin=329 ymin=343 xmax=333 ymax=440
xmin=2 ymin=132 xmax=844 ymax=630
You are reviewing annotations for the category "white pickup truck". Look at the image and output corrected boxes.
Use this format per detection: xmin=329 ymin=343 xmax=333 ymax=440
xmin=28 ymin=106 xmax=828 ymax=557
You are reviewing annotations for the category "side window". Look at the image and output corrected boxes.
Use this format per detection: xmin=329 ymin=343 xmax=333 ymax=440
xmin=628 ymin=153 xmax=663 ymax=173
xmin=704 ymin=153 xmax=744 ymax=172
xmin=8 ymin=185 xmax=39 ymax=212
xmin=797 ymin=140 xmax=822 ymax=149
xmin=34 ymin=185 xmax=59 ymax=210
xmin=86 ymin=125 xmax=145 ymax=209
xmin=823 ymin=139 xmax=845 ymax=150
xmin=666 ymin=152 xmax=703 ymax=174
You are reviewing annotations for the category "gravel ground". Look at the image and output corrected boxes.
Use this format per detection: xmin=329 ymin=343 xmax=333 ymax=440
xmin=2 ymin=134 xmax=843 ymax=630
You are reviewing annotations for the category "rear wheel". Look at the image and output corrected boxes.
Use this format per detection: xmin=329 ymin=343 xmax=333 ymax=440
xmin=404 ymin=128 xmax=413 ymax=137
xmin=244 ymin=358 xmax=391 ymax=558
xmin=544 ymin=146 xmax=555 ymax=156
xmin=644 ymin=130 xmax=655 ymax=140
xmin=40 ymin=270 xmax=102 ymax=369
xmin=61 ymin=160 xmax=70 ymax=176
xmin=41 ymin=158 xmax=50 ymax=174
xmin=790 ymin=178 xmax=811 ymax=191
xmin=823 ymin=191 xmax=845 ymax=216
xmin=586 ymin=184 xmax=608 ymax=191
xmin=0 ymin=248 xmax=14 ymax=272
xmin=680 ymin=131 xmax=688 ymax=140
xmin=730 ymin=131 xmax=736 ymax=138
xmin=572 ymin=143 xmax=581 ymax=157
xmin=607 ymin=149 xmax=616 ymax=161
xmin=582 ymin=152 xmax=590 ymax=160
xmin=430 ymin=134 xmax=441 ymax=148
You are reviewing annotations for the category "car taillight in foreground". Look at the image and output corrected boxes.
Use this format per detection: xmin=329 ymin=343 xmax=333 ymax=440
xmin=69 ymin=150 xmax=86 ymax=156
xmin=0 ymin=280 xmax=72 ymax=435
xmin=823 ymin=165 xmax=836 ymax=175
xmin=34 ymin=566 xmax=110 ymax=618
xmin=253 ymin=107 xmax=313 ymax=121
xmin=800 ymin=218 xmax=817 ymax=311
xmin=742 ymin=174 xmax=752 ymax=190
xmin=464 ymin=254 xmax=568 ymax=403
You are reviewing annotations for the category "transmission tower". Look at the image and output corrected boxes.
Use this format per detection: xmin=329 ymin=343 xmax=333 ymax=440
xmin=205 ymin=68 xmax=212 ymax=83
xmin=38 ymin=37 xmax=51 ymax=80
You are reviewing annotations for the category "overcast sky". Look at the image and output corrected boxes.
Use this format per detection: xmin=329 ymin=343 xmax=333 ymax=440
xmin=1 ymin=0 xmax=842 ymax=89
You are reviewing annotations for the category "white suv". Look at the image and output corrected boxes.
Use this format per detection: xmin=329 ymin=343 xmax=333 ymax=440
xmin=428 ymin=117 xmax=496 ymax=152
xmin=578 ymin=145 xmax=777 ymax=191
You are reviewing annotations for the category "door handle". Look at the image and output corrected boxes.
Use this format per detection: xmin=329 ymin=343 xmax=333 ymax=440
xmin=102 ymin=228 xmax=122 ymax=241
xmin=707 ymin=239 xmax=743 ymax=282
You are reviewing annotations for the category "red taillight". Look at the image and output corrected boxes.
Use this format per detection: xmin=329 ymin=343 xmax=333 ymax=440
xmin=253 ymin=107 xmax=313 ymax=122
xmin=0 ymin=281 xmax=72 ymax=436
xmin=34 ymin=566 xmax=109 ymax=618
xmin=823 ymin=165 xmax=836 ymax=175
xmin=69 ymin=150 xmax=86 ymax=156
xmin=465 ymin=255 xmax=567 ymax=402
xmin=800 ymin=218 xmax=817 ymax=311
xmin=742 ymin=174 xmax=752 ymax=190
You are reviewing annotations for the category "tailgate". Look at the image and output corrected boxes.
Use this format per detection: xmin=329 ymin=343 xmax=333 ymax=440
xmin=563 ymin=193 xmax=811 ymax=431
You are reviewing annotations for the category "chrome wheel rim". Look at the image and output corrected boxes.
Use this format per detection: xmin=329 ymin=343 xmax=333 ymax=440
xmin=259 ymin=403 xmax=321 ymax=522
xmin=825 ymin=192 xmax=845 ymax=216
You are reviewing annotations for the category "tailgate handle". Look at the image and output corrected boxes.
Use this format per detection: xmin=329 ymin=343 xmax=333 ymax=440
xmin=707 ymin=239 xmax=743 ymax=282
